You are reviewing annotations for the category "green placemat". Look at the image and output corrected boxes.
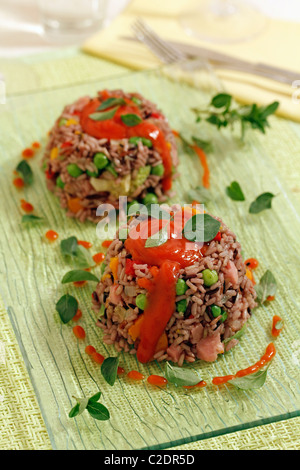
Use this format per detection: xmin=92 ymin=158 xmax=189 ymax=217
xmin=0 ymin=48 xmax=300 ymax=450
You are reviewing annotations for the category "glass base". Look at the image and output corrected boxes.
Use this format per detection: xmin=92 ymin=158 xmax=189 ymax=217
xmin=180 ymin=0 xmax=267 ymax=44
xmin=41 ymin=17 xmax=104 ymax=45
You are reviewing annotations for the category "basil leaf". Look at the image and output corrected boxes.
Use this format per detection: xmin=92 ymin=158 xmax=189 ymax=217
xmin=145 ymin=226 xmax=168 ymax=248
xmin=228 ymin=367 xmax=269 ymax=390
xmin=101 ymin=356 xmax=119 ymax=386
xmin=69 ymin=403 xmax=80 ymax=418
xmin=223 ymin=323 xmax=247 ymax=345
xmin=186 ymin=186 xmax=211 ymax=204
xmin=255 ymin=270 xmax=277 ymax=304
xmin=249 ymin=192 xmax=275 ymax=214
xmin=76 ymin=397 xmax=89 ymax=416
xmin=98 ymin=97 xmax=126 ymax=110
xmin=86 ymin=401 xmax=110 ymax=421
xmin=226 ymin=181 xmax=245 ymax=201
xmin=211 ymin=93 xmax=232 ymax=109
xmin=61 ymin=270 xmax=99 ymax=284
xmin=259 ymin=101 xmax=279 ymax=120
xmin=89 ymin=106 xmax=119 ymax=121
xmin=68 ymin=392 xmax=110 ymax=421
xmin=56 ymin=294 xmax=78 ymax=324
xmin=21 ymin=214 xmax=43 ymax=224
xmin=60 ymin=236 xmax=94 ymax=269
xmin=165 ymin=362 xmax=202 ymax=387
xmin=89 ymin=391 xmax=102 ymax=402
xmin=121 ymin=114 xmax=143 ymax=127
xmin=16 ymin=160 xmax=33 ymax=185
xmin=61 ymin=236 xmax=78 ymax=256
xmin=183 ymin=213 xmax=220 ymax=243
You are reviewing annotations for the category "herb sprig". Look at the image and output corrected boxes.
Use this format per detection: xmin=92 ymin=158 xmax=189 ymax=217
xmin=69 ymin=392 xmax=110 ymax=421
xmin=164 ymin=362 xmax=202 ymax=387
xmin=60 ymin=236 xmax=94 ymax=269
xmin=16 ymin=160 xmax=33 ymax=185
xmin=192 ymin=93 xmax=279 ymax=139
xmin=255 ymin=270 xmax=277 ymax=304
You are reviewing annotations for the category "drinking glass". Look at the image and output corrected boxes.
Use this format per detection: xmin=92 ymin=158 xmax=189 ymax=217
xmin=180 ymin=0 xmax=267 ymax=44
xmin=38 ymin=0 xmax=108 ymax=44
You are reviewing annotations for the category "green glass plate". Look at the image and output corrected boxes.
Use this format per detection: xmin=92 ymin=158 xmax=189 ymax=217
xmin=0 ymin=63 xmax=299 ymax=450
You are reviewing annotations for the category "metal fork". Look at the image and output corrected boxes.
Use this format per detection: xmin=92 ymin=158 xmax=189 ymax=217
xmin=130 ymin=18 xmax=296 ymax=84
xmin=131 ymin=18 xmax=187 ymax=64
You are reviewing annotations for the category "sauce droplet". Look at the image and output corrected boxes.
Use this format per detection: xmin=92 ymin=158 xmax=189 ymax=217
xmin=13 ymin=177 xmax=25 ymax=189
xmin=127 ymin=370 xmax=145 ymax=381
xmin=45 ymin=230 xmax=59 ymax=242
xmin=22 ymin=148 xmax=34 ymax=158
xmin=20 ymin=199 xmax=34 ymax=213
xmin=93 ymin=252 xmax=105 ymax=264
xmin=147 ymin=375 xmax=168 ymax=386
xmin=72 ymin=325 xmax=86 ymax=339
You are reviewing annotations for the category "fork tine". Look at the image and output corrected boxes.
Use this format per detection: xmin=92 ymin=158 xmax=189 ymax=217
xmin=131 ymin=23 xmax=175 ymax=64
xmin=132 ymin=18 xmax=186 ymax=63
xmin=131 ymin=22 xmax=177 ymax=64
xmin=134 ymin=18 xmax=185 ymax=62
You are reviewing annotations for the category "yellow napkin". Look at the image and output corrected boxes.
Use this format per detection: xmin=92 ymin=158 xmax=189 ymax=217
xmin=82 ymin=0 xmax=300 ymax=122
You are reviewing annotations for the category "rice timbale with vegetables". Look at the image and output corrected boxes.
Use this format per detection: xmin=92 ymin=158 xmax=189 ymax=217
xmin=92 ymin=204 xmax=257 ymax=366
xmin=42 ymin=90 xmax=178 ymax=223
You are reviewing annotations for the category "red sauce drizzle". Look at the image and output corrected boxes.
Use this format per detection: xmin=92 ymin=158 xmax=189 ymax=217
xmin=80 ymin=91 xmax=173 ymax=191
xmin=212 ymin=343 xmax=276 ymax=385
xmin=271 ymin=315 xmax=283 ymax=337
xmin=125 ymin=209 xmax=206 ymax=363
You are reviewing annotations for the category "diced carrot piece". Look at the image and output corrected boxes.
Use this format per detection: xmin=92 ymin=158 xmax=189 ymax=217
xmin=68 ymin=197 xmax=82 ymax=213
xmin=128 ymin=315 xmax=144 ymax=341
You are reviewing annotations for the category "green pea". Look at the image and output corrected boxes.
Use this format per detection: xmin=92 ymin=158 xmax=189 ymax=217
xmin=93 ymin=152 xmax=109 ymax=170
xmin=131 ymin=96 xmax=142 ymax=106
xmin=211 ymin=305 xmax=222 ymax=318
xmin=58 ymin=118 xmax=67 ymax=127
xmin=67 ymin=164 xmax=83 ymax=178
xmin=151 ymin=164 xmax=165 ymax=177
xmin=176 ymin=299 xmax=187 ymax=313
xmin=56 ymin=175 xmax=65 ymax=189
xmin=221 ymin=311 xmax=228 ymax=323
xmin=86 ymin=169 xmax=99 ymax=178
xmin=176 ymin=279 xmax=188 ymax=296
xmin=143 ymin=193 xmax=158 ymax=206
xmin=129 ymin=136 xmax=153 ymax=148
xmin=136 ymin=294 xmax=147 ymax=310
xmin=127 ymin=200 xmax=139 ymax=213
xmin=105 ymin=163 xmax=118 ymax=177
xmin=202 ymin=269 xmax=219 ymax=286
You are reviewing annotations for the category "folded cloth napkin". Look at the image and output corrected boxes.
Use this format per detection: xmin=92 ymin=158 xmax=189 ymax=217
xmin=82 ymin=0 xmax=300 ymax=122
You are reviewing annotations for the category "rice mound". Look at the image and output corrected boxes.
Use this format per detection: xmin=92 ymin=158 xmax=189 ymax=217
xmin=92 ymin=205 xmax=257 ymax=366
xmin=42 ymin=90 xmax=178 ymax=223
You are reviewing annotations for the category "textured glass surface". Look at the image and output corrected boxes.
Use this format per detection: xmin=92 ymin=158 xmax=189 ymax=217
xmin=0 ymin=64 xmax=299 ymax=450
